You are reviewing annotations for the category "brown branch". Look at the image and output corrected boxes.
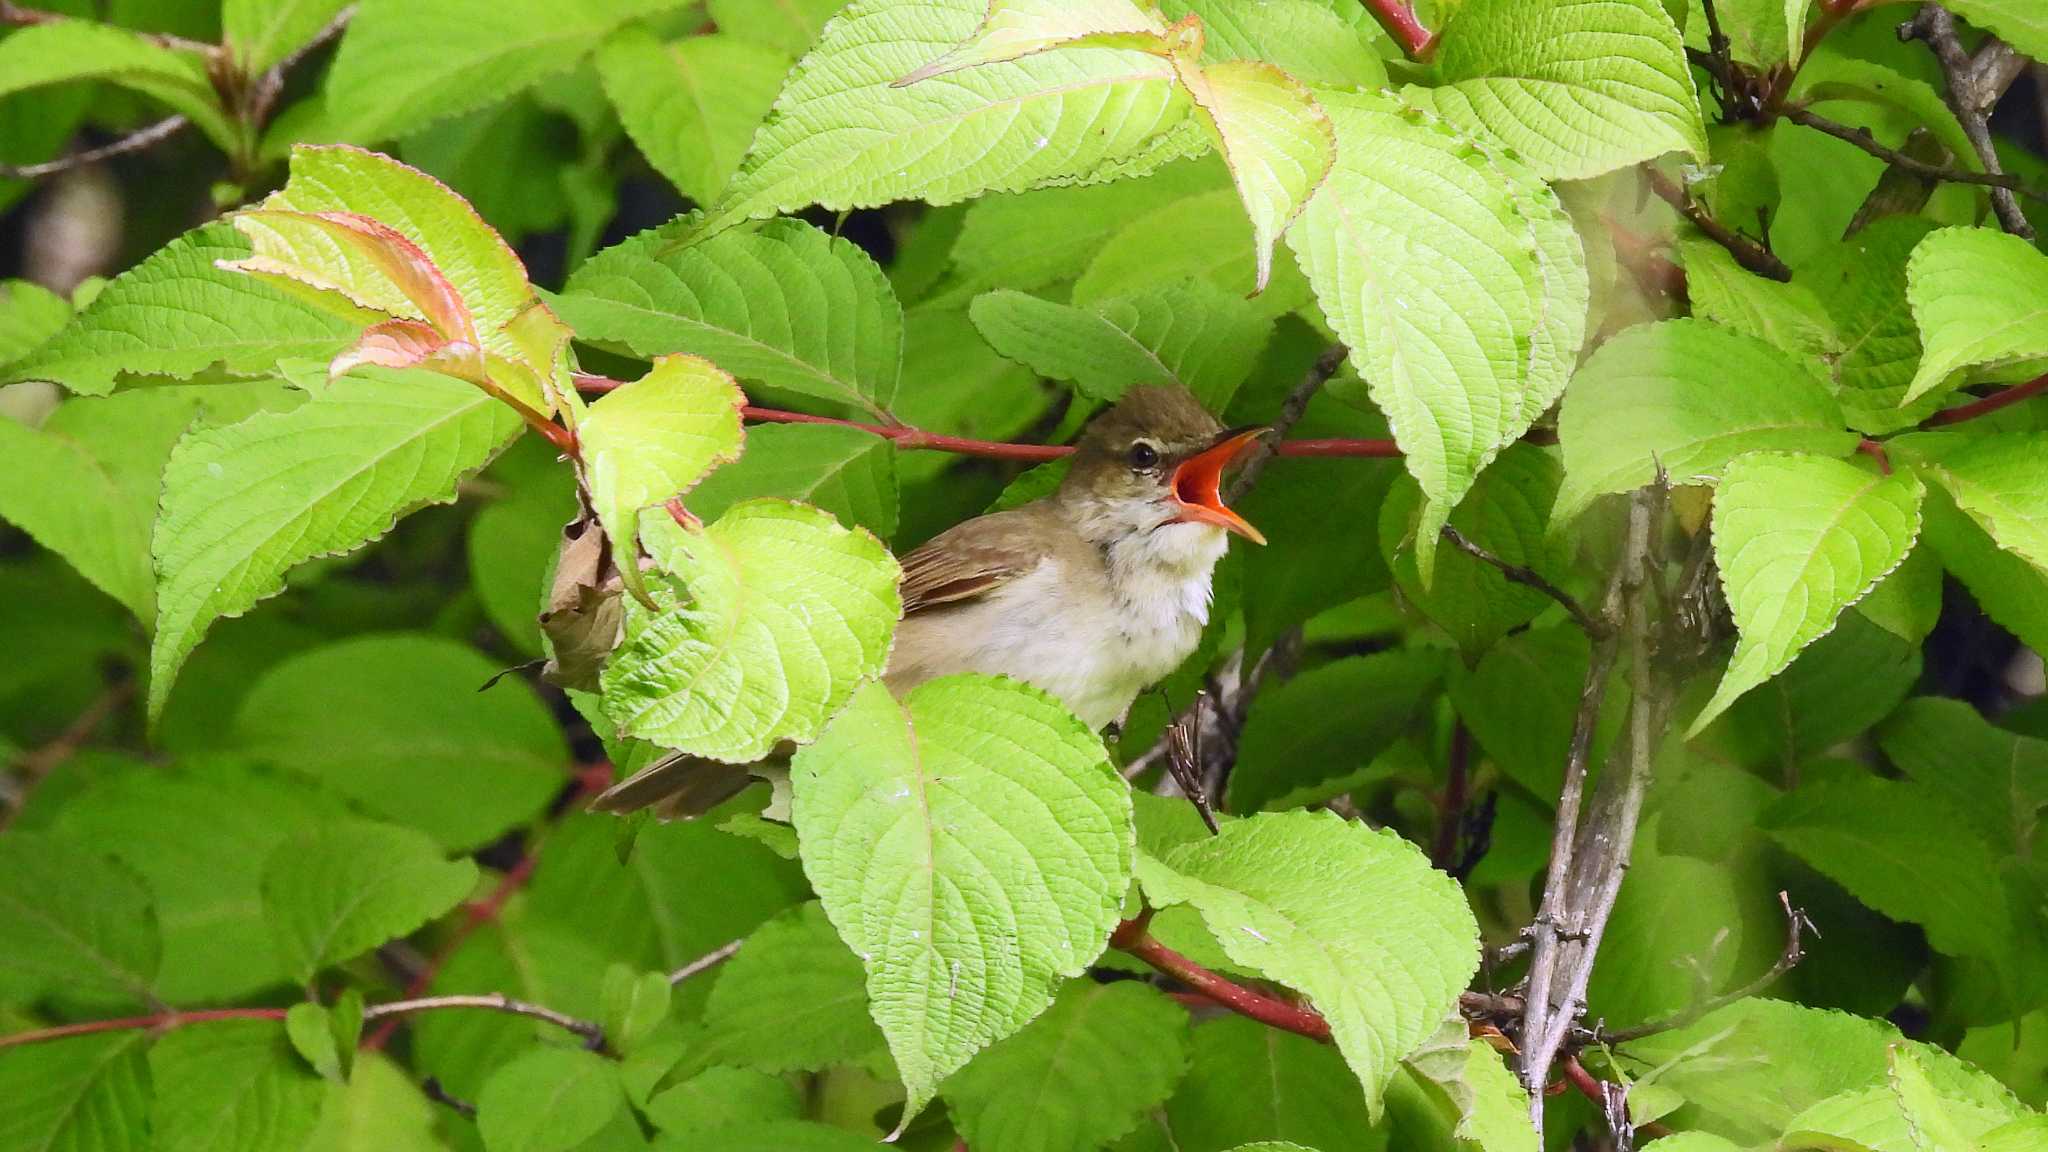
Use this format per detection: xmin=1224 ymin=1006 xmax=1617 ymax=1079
xmin=3 ymin=681 xmax=133 ymax=829
xmin=669 ymin=938 xmax=743 ymax=985
xmin=0 ymin=992 xmax=605 ymax=1052
xmin=1432 ymin=723 xmax=1473 ymax=872
xmin=0 ymin=1 xmax=218 ymax=53
xmin=1440 ymin=525 xmax=1604 ymax=637
xmin=1905 ymin=5 xmax=2033 ymax=239
xmin=0 ymin=116 xmax=190 ymax=181
xmin=1228 ymin=344 xmax=1347 ymax=500
xmin=362 ymin=994 xmax=606 ymax=1050
xmin=1645 ymin=168 xmax=1792 ymax=282
xmin=1357 ymin=0 xmax=1435 ymax=60
xmin=1602 ymin=891 xmax=1811 ymax=1043
xmin=1782 ymin=107 xmax=2046 ymax=201
xmin=421 ymin=1077 xmax=477 ymax=1119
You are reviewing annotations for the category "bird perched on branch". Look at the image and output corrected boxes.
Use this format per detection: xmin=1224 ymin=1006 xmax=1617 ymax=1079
xmin=593 ymin=383 xmax=1268 ymax=816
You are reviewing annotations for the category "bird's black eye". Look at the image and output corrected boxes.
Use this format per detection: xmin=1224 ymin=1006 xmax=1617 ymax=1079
xmin=1127 ymin=440 xmax=1160 ymax=470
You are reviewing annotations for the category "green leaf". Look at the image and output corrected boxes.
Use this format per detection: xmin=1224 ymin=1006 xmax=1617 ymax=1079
xmin=228 ymin=633 xmax=566 ymax=850
xmin=1690 ymin=453 xmax=1924 ymax=734
xmin=557 ymin=217 xmax=902 ymax=417
xmin=0 ymin=279 xmax=70 ymax=369
xmin=1764 ymin=777 xmax=2012 ymax=966
xmin=1857 ymin=543 xmax=1943 ymax=645
xmin=1159 ymin=0 xmax=1387 ymax=90
xmin=706 ymin=0 xmax=1206 ymax=229
xmin=1178 ymin=60 xmax=1334 ymax=293
xmin=653 ymin=1121 xmax=888 ymax=1151
xmin=0 ymin=383 xmax=294 ymax=624
xmin=599 ymin=965 xmax=672 ymax=1056
xmin=7 ymin=223 xmax=358 ymax=395
xmin=1891 ymin=1044 xmax=2014 ymax=1152
xmin=707 ymin=0 xmax=847 ymax=55
xmin=1906 ymin=227 xmax=2048 ymax=404
xmin=894 ymin=0 xmax=1169 ymax=83
xmin=790 ymin=676 xmax=1134 ymax=1121
xmin=477 ymin=1047 xmax=630 ymax=1152
xmin=1165 ymin=1015 xmax=1382 ymax=1152
xmin=1922 ymin=484 xmax=2048 ymax=657
xmin=0 ymin=1033 xmax=151 ymax=1152
xmin=943 ymin=981 xmax=1190 ymax=1152
xmin=0 ymin=831 xmax=159 ymax=1008
xmin=260 ymin=819 xmax=479 ymax=981
xmin=287 ymin=1002 xmax=347 ymax=1082
xmin=1450 ymin=623 xmax=1615 ymax=799
xmin=1585 ymin=834 xmax=1745 ymax=1028
xmin=686 ymin=423 xmax=899 ymax=540
xmin=579 ymin=354 xmax=745 ymax=600
xmin=468 ymin=438 xmax=581 ymax=654
xmin=153 ymin=1020 xmax=327 ymax=1152
xmin=1941 ymin=1 xmax=2048 ymax=61
xmin=644 ymin=1067 xmax=802 ymax=1135
xmin=597 ymin=29 xmax=793 ymax=205
xmin=692 ymin=902 xmax=887 ymax=1075
xmin=1881 ymin=697 xmax=2048 ymax=856
xmin=1679 ymin=239 xmax=1842 ymax=370
xmin=1698 ymin=610 xmax=1922 ymax=776
xmin=1395 ymin=1020 xmax=1537 ymax=1152
xmin=969 ymin=282 xmax=1271 ymax=411
xmin=52 ymin=758 xmax=348 ymax=1002
xmin=1427 ymin=0 xmax=1707 ymax=180
xmin=322 ymin=0 xmax=690 ymax=143
xmin=148 ymin=368 xmax=521 ymax=722
xmin=1227 ymin=650 xmax=1444 ymax=813
xmin=1920 ymin=433 xmax=2048 ymax=573
xmin=1553 ymin=319 xmax=1857 ymax=523
xmin=1288 ymin=89 xmax=1582 ymax=571
xmin=1136 ymin=810 xmax=1480 ymax=1115
xmin=0 ymin=21 xmax=236 ymax=150
xmin=223 ymin=0 xmax=351 ymax=71
xmin=1805 ymin=216 xmax=1946 ymax=435
xmin=601 ymin=500 xmax=900 ymax=762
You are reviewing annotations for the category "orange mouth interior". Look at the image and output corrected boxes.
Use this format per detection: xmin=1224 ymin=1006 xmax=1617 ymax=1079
xmin=1169 ymin=428 xmax=1268 ymax=545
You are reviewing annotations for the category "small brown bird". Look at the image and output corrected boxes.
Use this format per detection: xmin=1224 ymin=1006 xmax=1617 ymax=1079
xmin=594 ymin=384 xmax=1268 ymax=815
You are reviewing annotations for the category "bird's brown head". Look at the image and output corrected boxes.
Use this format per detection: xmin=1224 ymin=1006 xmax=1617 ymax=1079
xmin=1058 ymin=384 xmax=1268 ymax=546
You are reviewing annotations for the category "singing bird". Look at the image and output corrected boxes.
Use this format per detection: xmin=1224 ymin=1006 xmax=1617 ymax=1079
xmin=593 ymin=384 xmax=1268 ymax=816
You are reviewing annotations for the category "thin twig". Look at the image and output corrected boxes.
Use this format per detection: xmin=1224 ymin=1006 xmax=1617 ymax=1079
xmin=362 ymin=994 xmax=606 ymax=1050
xmin=1440 ymin=525 xmax=1604 ymax=637
xmin=1113 ymin=922 xmax=1334 ymax=1042
xmin=1602 ymin=892 xmax=1812 ymax=1043
xmin=0 ymin=992 xmax=606 ymax=1052
xmin=0 ymin=117 xmax=190 ymax=181
xmin=1229 ymin=344 xmax=1347 ymax=500
xmin=669 ymin=938 xmax=744 ymax=985
xmin=421 ymin=1078 xmax=477 ymax=1118
xmin=1432 ymin=724 xmax=1473 ymax=872
xmin=244 ymin=4 xmax=356 ymax=130
xmin=1906 ymin=5 xmax=2033 ymax=238
xmin=1783 ymin=107 xmax=2046 ymax=200
xmin=1645 ymin=168 xmax=1792 ymax=282
xmin=0 ymin=1 xmax=218 ymax=53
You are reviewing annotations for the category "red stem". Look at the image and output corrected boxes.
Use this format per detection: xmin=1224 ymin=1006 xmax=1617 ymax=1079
xmin=1113 ymin=922 xmax=1333 ymax=1042
xmin=0 ymin=1007 xmax=286 ymax=1051
xmin=1359 ymin=0 xmax=1435 ymax=60
xmin=1923 ymin=372 xmax=2048 ymax=426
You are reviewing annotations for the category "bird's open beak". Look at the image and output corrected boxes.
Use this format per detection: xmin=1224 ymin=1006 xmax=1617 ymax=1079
xmin=1169 ymin=426 xmax=1269 ymax=545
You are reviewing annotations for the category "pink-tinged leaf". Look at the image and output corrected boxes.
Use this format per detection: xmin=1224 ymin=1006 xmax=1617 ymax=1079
xmin=499 ymin=299 xmax=579 ymax=422
xmin=221 ymin=210 xmax=478 ymax=344
xmin=328 ymin=319 xmax=477 ymax=380
xmin=1175 ymin=58 xmax=1333 ymax=293
xmin=895 ymin=0 xmax=1167 ymax=85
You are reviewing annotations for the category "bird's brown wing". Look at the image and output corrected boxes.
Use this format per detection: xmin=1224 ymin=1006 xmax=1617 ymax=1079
xmin=897 ymin=505 xmax=1059 ymax=614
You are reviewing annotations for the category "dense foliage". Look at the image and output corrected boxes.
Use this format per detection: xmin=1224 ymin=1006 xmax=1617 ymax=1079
xmin=3 ymin=0 xmax=2048 ymax=1150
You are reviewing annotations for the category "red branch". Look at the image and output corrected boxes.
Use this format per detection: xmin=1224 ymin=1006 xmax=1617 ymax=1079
xmin=1360 ymin=0 xmax=1435 ymax=60
xmin=1924 ymin=372 xmax=2048 ymax=426
xmin=1112 ymin=920 xmax=1333 ymax=1042
xmin=0 ymin=1007 xmax=285 ymax=1051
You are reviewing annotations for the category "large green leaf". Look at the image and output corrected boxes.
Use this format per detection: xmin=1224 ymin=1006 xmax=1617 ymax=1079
xmin=1879 ymin=697 xmax=2048 ymax=856
xmin=148 ymin=369 xmax=521 ymax=721
xmin=707 ymin=0 xmax=848 ymax=55
xmin=1288 ymin=88 xmax=1581 ymax=572
xmin=150 ymin=1021 xmax=326 ymax=1152
xmin=52 ymin=758 xmax=350 ymax=1003
xmin=557 ymin=217 xmax=902 ymax=417
xmin=321 ymin=0 xmax=689 ymax=143
xmin=0 ymin=21 xmax=236 ymax=150
xmin=7 ymin=223 xmax=358 ymax=396
xmin=596 ymin=29 xmax=793 ymax=205
xmin=0 ymin=832 xmax=159 ymax=1008
xmin=602 ymin=500 xmax=899 ymax=762
xmin=1919 ymin=433 xmax=2048 ymax=573
xmin=1690 ymin=453 xmax=1924 ymax=734
xmin=1942 ymin=1 xmax=2048 ymax=60
xmin=0 ymin=1033 xmax=151 ymax=1152
xmin=690 ymin=902 xmax=887 ymax=1075
xmin=1427 ymin=0 xmax=1706 ymax=180
xmin=706 ymin=0 xmax=1206 ymax=230
xmin=0 ymin=280 xmax=70 ymax=369
xmin=0 ymin=383 xmax=293 ymax=624
xmin=301 ymin=1053 xmax=444 ymax=1152
xmin=969 ymin=281 xmax=1270 ymax=411
xmin=578 ymin=354 xmax=745 ymax=598
xmin=1395 ymin=1020 xmax=1537 ymax=1152
xmin=1227 ymin=651 xmax=1444 ymax=813
xmin=1164 ymin=1013 xmax=1381 ymax=1152
xmin=1922 ymin=485 xmax=2048 ymax=657
xmin=227 ymin=634 xmax=567 ymax=850
xmin=1906 ymin=227 xmax=2048 ymax=404
xmin=686 ymin=423 xmax=899 ymax=540
xmin=1679 ymin=239 xmax=1841 ymax=372
xmin=1135 ymin=810 xmax=1480 ymax=1115
xmin=1553 ymin=319 xmax=1858 ymax=523
xmin=1804 ymin=217 xmax=1947 ymax=435
xmin=1159 ymin=0 xmax=1387 ymax=90
xmin=223 ymin=0 xmax=352 ymax=71
xmin=1585 ymin=835 xmax=1745 ymax=1028
xmin=1178 ymin=60 xmax=1334 ymax=294
xmin=789 ymin=676 xmax=1133 ymax=1121
xmin=942 ymin=980 xmax=1190 ymax=1152
xmin=476 ymin=1047 xmax=632 ymax=1152
xmin=260 ymin=819 xmax=478 ymax=981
